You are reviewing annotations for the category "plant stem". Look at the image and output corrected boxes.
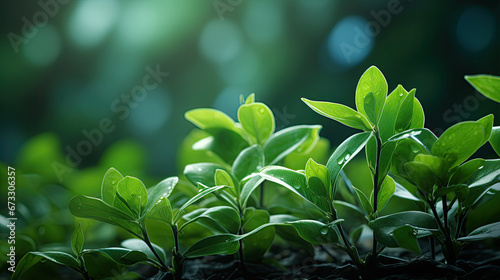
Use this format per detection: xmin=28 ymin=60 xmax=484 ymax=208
xmin=171 ymin=225 xmax=184 ymax=279
xmin=429 ymin=236 xmax=435 ymax=260
xmin=456 ymin=209 xmax=468 ymax=239
xmin=238 ymin=227 xmax=247 ymax=272
xmin=142 ymin=226 xmax=169 ymax=271
xmin=441 ymin=196 xmax=456 ymax=265
xmin=372 ymin=132 xmax=382 ymax=258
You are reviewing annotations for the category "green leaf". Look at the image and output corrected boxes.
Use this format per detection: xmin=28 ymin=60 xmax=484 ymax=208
xmin=431 ymin=122 xmax=485 ymax=168
xmin=301 ymin=98 xmax=372 ymax=130
xmin=69 ymin=196 xmax=141 ymax=236
xmin=259 ymin=166 xmax=330 ymax=215
xmin=378 ymin=176 xmax=396 ymax=213
xmin=238 ymin=103 xmax=275 ymax=144
xmin=326 ymin=131 xmax=373 ymax=198
xmin=392 ymin=226 xmax=421 ymax=254
xmin=409 ymin=96 xmax=425 ymax=130
xmin=101 ymin=167 xmax=124 ymax=204
xmin=240 ymin=175 xmax=266 ymax=209
xmin=388 ymin=128 xmax=437 ymax=152
xmin=464 ymin=159 xmax=500 ymax=208
xmin=413 ymin=154 xmax=449 ymax=184
xmin=215 ymin=169 xmax=235 ymax=187
xmin=369 ymin=211 xmax=438 ymax=249
xmin=184 ymin=163 xmax=226 ymax=187
xmin=232 ymin=144 xmax=265 ymax=181
xmin=71 ymin=223 xmax=84 ymax=257
xmin=366 ymin=138 xmax=397 ymax=185
xmin=449 ymin=158 xmax=485 ymax=185
xmin=181 ymin=206 xmax=240 ymax=234
xmin=12 ymin=252 xmax=80 ymax=280
xmin=193 ymin=128 xmax=249 ymax=164
xmin=244 ymin=93 xmax=255 ymax=104
xmin=185 ymin=108 xmax=239 ymax=132
xmin=242 ymin=208 xmax=275 ymax=261
xmin=458 ymin=221 xmax=500 ymax=242
xmin=404 ymin=162 xmax=436 ymax=193
xmin=173 ymin=185 xmax=228 ymax=224
xmin=146 ymin=197 xmax=172 ymax=225
xmin=287 ymin=220 xmax=342 ymax=245
xmin=477 ymin=114 xmax=494 ymax=146
xmin=183 ymin=234 xmax=241 ymax=258
xmin=394 ymin=90 xmax=415 ymax=134
xmin=121 ymin=239 xmax=167 ymax=264
xmin=465 ymin=74 xmax=500 ymax=103
xmin=144 ymin=176 xmax=178 ymax=215
xmin=82 ymin=248 xmax=148 ymax=266
xmin=378 ymin=85 xmax=410 ymax=141
xmin=393 ymin=181 xmax=421 ymax=202
xmin=263 ymin=125 xmax=321 ymax=165
xmin=490 ymin=127 xmax=500 ymax=156
xmin=363 ymin=92 xmax=377 ymax=124
xmin=353 ymin=186 xmax=372 ymax=215
xmin=433 ymin=185 xmax=469 ymax=201
xmin=305 ymin=158 xmax=330 ymax=200
xmin=117 ymin=176 xmax=148 ymax=217
xmin=355 ymin=66 xmax=388 ymax=123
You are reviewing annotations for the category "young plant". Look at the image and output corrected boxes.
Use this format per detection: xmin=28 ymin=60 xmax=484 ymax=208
xmin=183 ymin=94 xmax=322 ymax=267
xmin=301 ymin=66 xmax=426 ymax=263
xmin=68 ymin=168 xmax=238 ymax=279
xmin=12 ymin=223 xmax=148 ymax=280
xmin=371 ymin=114 xmax=500 ymax=265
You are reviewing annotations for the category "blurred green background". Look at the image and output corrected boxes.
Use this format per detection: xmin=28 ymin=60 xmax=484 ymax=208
xmin=1 ymin=0 xmax=499 ymax=178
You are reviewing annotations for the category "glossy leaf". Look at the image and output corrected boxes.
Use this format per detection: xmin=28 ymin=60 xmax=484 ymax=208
xmin=378 ymin=85 xmax=410 ymax=141
xmin=458 ymin=221 xmax=500 ymax=242
xmin=431 ymin=122 xmax=485 ymax=168
xmin=121 ymin=239 xmax=167 ymax=264
xmin=12 ymin=252 xmax=80 ymax=280
xmin=71 ymin=223 xmax=84 ymax=257
xmin=263 ymin=125 xmax=321 ymax=165
xmin=69 ymin=195 xmax=141 ymax=236
xmin=449 ymin=158 xmax=485 ymax=185
xmin=101 ymin=167 xmax=124 ymax=205
xmin=173 ymin=185 xmax=227 ymax=224
xmin=183 ymin=234 xmax=241 ymax=258
xmin=301 ymin=98 xmax=372 ymax=130
xmin=326 ymin=131 xmax=373 ymax=197
xmin=353 ymin=186 xmax=372 ymax=215
xmin=388 ymin=128 xmax=437 ymax=152
xmin=238 ymin=103 xmax=275 ymax=144
xmin=378 ymin=176 xmax=396 ymax=213
xmin=490 ymin=127 xmax=500 ymax=156
xmin=146 ymin=197 xmax=172 ymax=225
xmin=404 ymin=162 xmax=436 ymax=193
xmin=181 ymin=206 xmax=240 ymax=234
xmin=433 ymin=184 xmax=469 ymax=201
xmin=394 ymin=90 xmax=415 ymax=134
xmin=215 ymin=169 xmax=235 ymax=187
xmin=242 ymin=208 xmax=275 ymax=260
xmin=363 ymin=92 xmax=377 ymax=124
xmin=355 ymin=66 xmax=388 ymax=123
xmin=477 ymin=114 xmax=494 ymax=146
xmin=390 ymin=138 xmax=432 ymax=180
xmin=465 ymin=74 xmax=500 ymax=103
xmin=369 ymin=211 xmax=438 ymax=249
xmin=117 ymin=176 xmax=148 ymax=217
xmin=366 ymin=138 xmax=397 ymax=185
xmin=144 ymin=176 xmax=178 ymax=215
xmin=82 ymin=248 xmax=148 ymax=266
xmin=287 ymin=220 xmax=341 ymax=245
xmin=259 ymin=166 xmax=330 ymax=214
xmin=184 ymin=162 xmax=226 ymax=187
xmin=464 ymin=159 xmax=500 ymax=208
xmin=408 ymin=96 xmax=425 ymax=130
xmin=185 ymin=108 xmax=239 ymax=132
xmin=305 ymin=158 xmax=330 ymax=200
xmin=413 ymin=154 xmax=449 ymax=184
xmin=233 ymin=144 xmax=265 ymax=181
xmin=240 ymin=175 xmax=266 ymax=209
xmin=393 ymin=181 xmax=421 ymax=202
xmin=392 ymin=225 xmax=421 ymax=254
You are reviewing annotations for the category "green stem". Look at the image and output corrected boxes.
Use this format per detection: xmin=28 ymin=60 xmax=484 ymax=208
xmin=238 ymin=227 xmax=246 ymax=272
xmin=441 ymin=196 xmax=456 ymax=265
xmin=372 ymin=132 xmax=382 ymax=258
xmin=142 ymin=226 xmax=169 ymax=271
xmin=171 ymin=225 xmax=183 ymax=279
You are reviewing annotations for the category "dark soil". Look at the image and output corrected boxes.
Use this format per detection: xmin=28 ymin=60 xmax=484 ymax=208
xmin=152 ymin=246 xmax=500 ymax=280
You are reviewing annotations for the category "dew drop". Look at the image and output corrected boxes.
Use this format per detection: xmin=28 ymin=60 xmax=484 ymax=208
xmin=399 ymin=93 xmax=404 ymax=97
xmin=111 ymin=180 xmax=117 ymax=184
xmin=320 ymin=227 xmax=328 ymax=235
xmin=259 ymin=108 xmax=265 ymax=114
